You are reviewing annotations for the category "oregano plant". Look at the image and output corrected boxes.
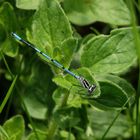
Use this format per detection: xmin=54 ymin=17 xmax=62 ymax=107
xmin=0 ymin=0 xmax=139 ymax=140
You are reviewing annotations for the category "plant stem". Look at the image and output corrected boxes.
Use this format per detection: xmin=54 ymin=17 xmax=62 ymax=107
xmin=1 ymin=52 xmax=40 ymax=140
xmin=47 ymin=87 xmax=71 ymax=139
xmin=127 ymin=0 xmax=140 ymax=139
xmin=101 ymin=97 xmax=132 ymax=140
xmin=18 ymin=92 xmax=40 ymax=140
xmin=0 ymin=75 xmax=18 ymax=113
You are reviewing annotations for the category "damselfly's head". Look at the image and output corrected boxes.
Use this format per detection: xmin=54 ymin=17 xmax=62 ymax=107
xmin=78 ymin=77 xmax=96 ymax=95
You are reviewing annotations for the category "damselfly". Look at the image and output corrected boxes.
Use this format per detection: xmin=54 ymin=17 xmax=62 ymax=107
xmin=11 ymin=32 xmax=96 ymax=95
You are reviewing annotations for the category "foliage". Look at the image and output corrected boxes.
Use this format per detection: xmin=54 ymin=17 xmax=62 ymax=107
xmin=0 ymin=0 xmax=139 ymax=140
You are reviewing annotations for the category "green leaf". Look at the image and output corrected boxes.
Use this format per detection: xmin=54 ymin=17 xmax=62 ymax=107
xmin=3 ymin=115 xmax=25 ymax=140
xmin=27 ymin=0 xmax=72 ymax=59
xmin=90 ymin=82 xmax=128 ymax=109
xmin=16 ymin=0 xmax=42 ymax=10
xmin=57 ymin=38 xmax=77 ymax=68
xmin=16 ymin=0 xmax=62 ymax=10
xmin=81 ymin=27 xmax=137 ymax=74
xmin=53 ymin=68 xmax=100 ymax=109
xmin=72 ymin=67 xmax=100 ymax=98
xmin=53 ymin=107 xmax=80 ymax=129
xmin=90 ymin=74 xmax=135 ymax=109
xmin=60 ymin=130 xmax=75 ymax=140
xmin=21 ymin=59 xmax=55 ymax=119
xmin=27 ymin=130 xmax=75 ymax=140
xmin=53 ymin=87 xmax=88 ymax=108
xmin=0 ymin=126 xmax=9 ymax=140
xmin=23 ymin=95 xmax=48 ymax=120
xmin=96 ymin=74 xmax=135 ymax=105
xmin=53 ymin=76 xmax=72 ymax=90
xmin=0 ymin=2 xmax=18 ymax=32
xmin=0 ymin=2 xmax=19 ymax=57
xmin=27 ymin=131 xmax=47 ymax=140
xmin=87 ymin=109 xmax=132 ymax=139
xmin=53 ymin=67 xmax=100 ymax=98
xmin=63 ymin=0 xmax=131 ymax=26
xmin=26 ymin=0 xmax=75 ymax=75
xmin=0 ymin=22 xmax=6 ymax=44
xmin=53 ymin=88 xmax=67 ymax=106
